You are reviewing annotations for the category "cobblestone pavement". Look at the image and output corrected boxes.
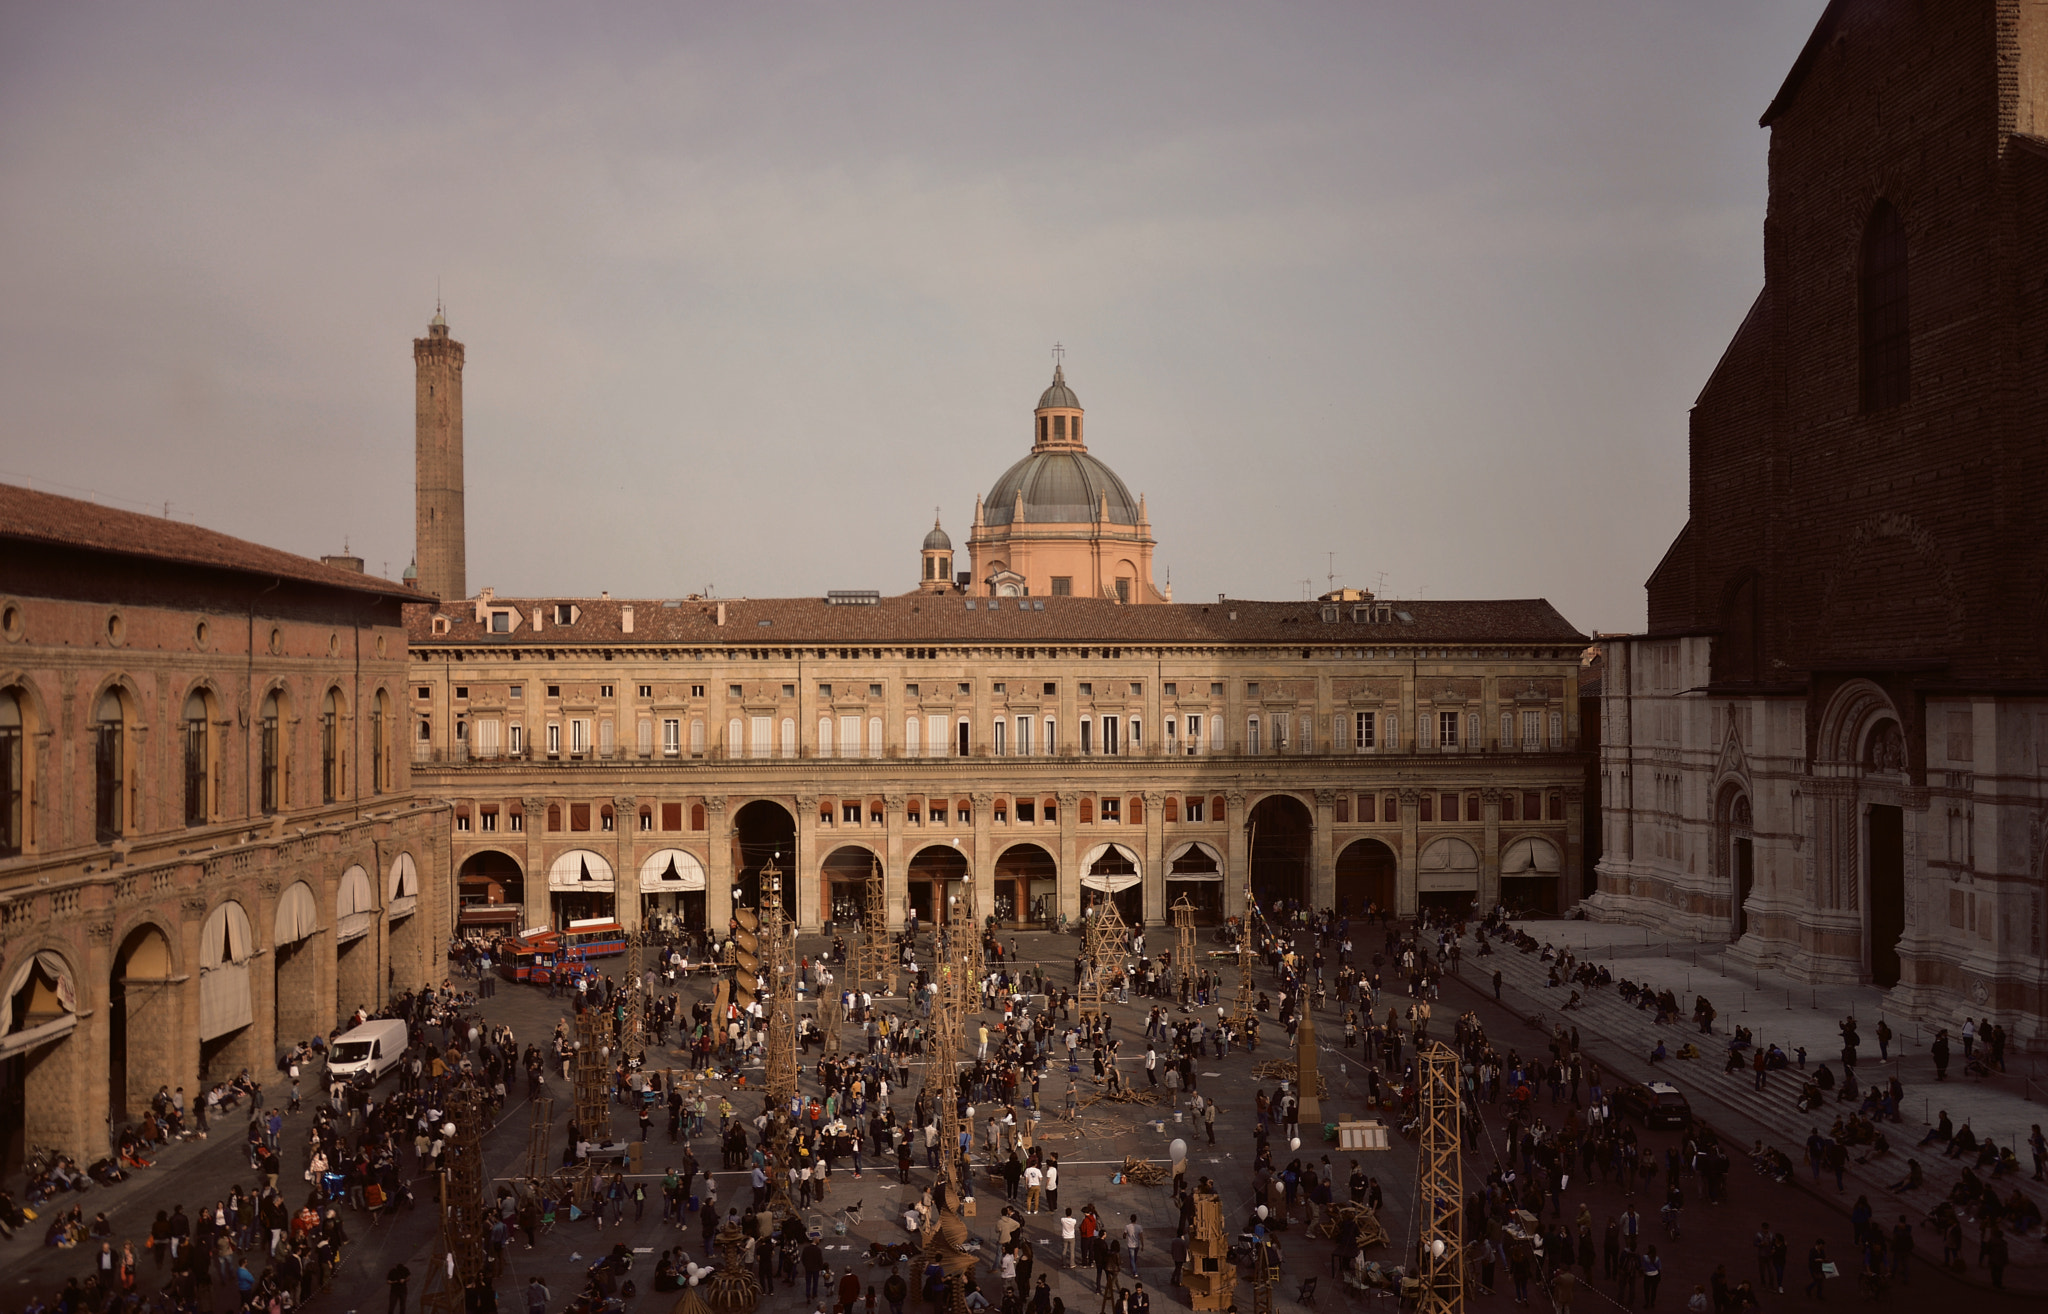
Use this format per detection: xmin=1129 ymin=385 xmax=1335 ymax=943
xmin=6 ymin=921 xmax=2043 ymax=1313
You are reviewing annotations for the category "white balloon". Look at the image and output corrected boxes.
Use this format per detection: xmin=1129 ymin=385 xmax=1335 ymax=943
xmin=1288 ymin=1137 xmax=1301 ymax=1151
xmin=1169 ymin=1139 xmax=1188 ymax=1163
xmin=1430 ymin=1239 xmax=1447 ymax=1258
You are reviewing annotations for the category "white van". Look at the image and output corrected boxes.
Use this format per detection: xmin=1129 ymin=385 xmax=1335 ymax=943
xmin=326 ymin=1018 xmax=409 ymax=1083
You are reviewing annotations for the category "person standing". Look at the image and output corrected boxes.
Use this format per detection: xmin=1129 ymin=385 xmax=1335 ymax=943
xmin=1890 ymin=1216 xmax=1913 ymax=1285
xmin=1060 ymin=1209 xmax=1078 ymax=1268
xmin=1640 ymin=1245 xmax=1662 ymax=1309
xmin=1752 ymin=1223 xmax=1774 ymax=1292
xmin=1803 ymin=1239 xmax=1828 ymax=1301
xmin=1202 ymin=1098 xmax=1217 ymax=1146
xmin=1124 ymin=1214 xmax=1143 ymax=1276
xmin=526 ymin=1276 xmax=550 ymax=1314
xmin=386 ymin=1263 xmax=412 ymax=1314
xmin=1044 ymin=1157 xmax=1060 ymax=1212
xmin=1931 ymin=1030 xmax=1950 ymax=1081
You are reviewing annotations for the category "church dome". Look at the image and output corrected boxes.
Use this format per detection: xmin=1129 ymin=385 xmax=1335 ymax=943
xmin=923 ymin=519 xmax=952 ymax=551
xmin=1037 ymin=363 xmax=1081 ymax=411
xmin=984 ymin=449 xmax=1139 ymax=527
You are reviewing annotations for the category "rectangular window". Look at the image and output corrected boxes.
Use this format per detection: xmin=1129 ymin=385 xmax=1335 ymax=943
xmin=1355 ymin=711 xmax=1376 ymax=750
xmin=570 ymin=803 xmax=591 ymax=831
xmin=1164 ymin=716 xmax=1177 ymax=748
xmin=842 ymin=802 xmax=861 ymax=824
xmin=751 ymin=716 xmax=773 ymax=759
xmin=509 ymin=686 xmax=522 ymax=701
xmin=1080 ymin=718 xmax=1093 ymax=754
xmin=1550 ymin=711 xmax=1565 ymax=749
xmin=662 ymin=803 xmax=683 ymax=830
xmin=663 ymin=719 xmax=680 ymax=755
xmin=600 ymin=685 xmax=613 ymax=698
xmin=1523 ymin=710 xmax=1543 ymax=750
xmin=1051 ymin=577 xmax=1072 ymax=596
xmin=547 ymin=685 xmax=560 ymax=698
xmin=993 ymin=720 xmax=1006 ymax=757
xmin=1441 ymin=792 xmax=1459 ymax=823
xmin=1335 ymin=795 xmax=1349 ymax=823
xmin=1044 ymin=719 xmax=1057 ymax=755
xmin=570 ymin=719 xmax=589 ymax=755
xmin=1101 ymin=797 xmax=1121 ymax=822
xmin=509 ymin=723 xmax=521 ymax=756
xmin=1247 ymin=716 xmax=1261 ymax=754
xmin=490 ymin=612 xmax=510 ymax=633
xmin=1016 ymin=799 xmax=1035 ymax=823
xmin=637 ymin=809 xmax=650 ymax=831
xmin=992 ymin=682 xmax=1006 ymax=694
xmin=691 ymin=685 xmax=705 ymax=698
xmin=1274 ymin=716 xmax=1288 ymax=751
xmin=1247 ymin=683 xmax=1260 ymax=698
xmin=1186 ymin=713 xmax=1202 ymax=754
xmin=1129 ymin=682 xmax=1143 ymax=696
xmin=1015 ymin=716 xmax=1032 ymax=756
xmin=546 ymin=723 xmax=561 ymax=757
xmin=481 ymin=807 xmax=498 ymax=832
xmin=819 ymin=684 xmax=833 ymax=697
xmin=456 ymin=811 xmax=472 ymax=832
xmin=638 ymin=685 xmax=653 ymax=698
xmin=1419 ymin=794 xmax=1433 ymax=823
xmin=510 ymin=810 xmax=524 ymax=832
xmin=1439 ymin=710 xmax=1460 ymax=750
xmin=930 ymin=804 xmax=947 ymax=825
xmin=1043 ymin=682 xmax=1057 ymax=695
xmin=905 ymin=683 xmax=919 ymax=697
xmin=636 ymin=718 xmax=653 ymax=756
xmin=1524 ymin=791 xmax=1543 ymax=820
xmin=1163 ymin=682 xmax=1177 ymax=696
xmin=728 ymin=684 xmax=743 ymax=698
xmin=1358 ymin=793 xmax=1376 ymax=823
xmin=1101 ymin=715 xmax=1119 ymax=756
xmin=1210 ymin=682 xmax=1223 ymax=697
xmin=1185 ymin=797 xmax=1205 ymax=822
xmin=1078 ymin=682 xmax=1093 ymax=696
xmin=956 ymin=719 xmax=970 ymax=756
xmin=689 ymin=719 xmax=705 ymax=754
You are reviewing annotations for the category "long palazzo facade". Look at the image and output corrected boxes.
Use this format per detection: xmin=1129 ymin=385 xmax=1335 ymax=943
xmin=1587 ymin=0 xmax=2048 ymax=1044
xmin=406 ymin=590 xmax=1593 ymax=938
xmin=0 ymin=486 xmax=448 ymax=1169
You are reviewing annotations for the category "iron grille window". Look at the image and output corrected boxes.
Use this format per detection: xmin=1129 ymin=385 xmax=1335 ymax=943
xmin=184 ymin=707 xmax=209 ymax=825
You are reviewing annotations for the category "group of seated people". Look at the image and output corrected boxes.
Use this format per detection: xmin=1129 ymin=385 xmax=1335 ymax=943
xmin=1748 ymin=1140 xmax=1796 ymax=1183
xmin=1826 ymin=1113 xmax=1892 ymax=1164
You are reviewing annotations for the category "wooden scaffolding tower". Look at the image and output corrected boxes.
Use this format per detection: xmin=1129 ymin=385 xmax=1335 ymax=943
xmin=572 ymin=1004 xmax=613 ymax=1146
xmin=760 ymin=859 xmax=799 ymax=1110
xmin=1169 ymin=893 xmax=1199 ymax=1006
xmin=1229 ymin=886 xmax=1260 ymax=1034
xmin=1415 ymin=1041 xmax=1465 ymax=1314
xmin=1182 ymin=1185 xmax=1238 ymax=1310
xmin=421 ymin=1076 xmax=492 ymax=1314
xmin=1078 ymin=892 xmax=1128 ymax=1031
xmin=619 ymin=930 xmax=648 ymax=1066
xmin=855 ymin=856 xmax=898 ymax=996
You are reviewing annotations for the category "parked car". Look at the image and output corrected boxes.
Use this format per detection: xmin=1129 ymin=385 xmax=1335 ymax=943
xmin=1617 ymin=1079 xmax=1694 ymax=1130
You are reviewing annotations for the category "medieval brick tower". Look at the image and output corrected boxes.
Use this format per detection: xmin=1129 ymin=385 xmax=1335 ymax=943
xmin=413 ymin=309 xmax=466 ymax=602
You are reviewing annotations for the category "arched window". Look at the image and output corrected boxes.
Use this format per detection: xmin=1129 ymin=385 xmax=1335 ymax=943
xmin=95 ymin=689 xmax=125 ymax=841
xmin=320 ymin=689 xmax=344 ymax=803
xmin=0 ymin=687 xmax=26 ymax=855
xmin=259 ymin=690 xmax=285 ymax=814
xmin=1860 ymin=200 xmax=1909 ymax=412
xmin=546 ymin=803 xmax=561 ymax=831
xmin=1164 ymin=797 xmax=1179 ymax=823
xmin=372 ymin=689 xmax=392 ymax=794
xmin=183 ymin=690 xmax=211 ymax=825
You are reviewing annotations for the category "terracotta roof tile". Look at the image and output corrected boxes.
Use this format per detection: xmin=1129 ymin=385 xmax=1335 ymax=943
xmin=0 ymin=483 xmax=424 ymax=601
xmin=410 ymin=594 xmax=1586 ymax=648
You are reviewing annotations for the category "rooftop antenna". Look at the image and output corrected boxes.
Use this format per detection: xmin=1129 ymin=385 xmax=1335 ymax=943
xmin=1374 ymin=570 xmax=1388 ymax=597
xmin=1300 ymin=578 xmax=1312 ymax=600
xmin=1326 ymin=551 xmax=1336 ymax=595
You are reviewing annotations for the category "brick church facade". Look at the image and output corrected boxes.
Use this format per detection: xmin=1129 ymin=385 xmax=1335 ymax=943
xmin=1589 ymin=0 xmax=2048 ymax=1042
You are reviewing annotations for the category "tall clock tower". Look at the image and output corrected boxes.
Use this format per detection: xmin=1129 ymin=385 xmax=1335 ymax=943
xmin=413 ymin=309 xmax=466 ymax=602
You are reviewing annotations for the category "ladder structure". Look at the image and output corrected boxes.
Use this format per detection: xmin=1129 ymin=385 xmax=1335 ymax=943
xmin=1415 ymin=1040 xmax=1465 ymax=1314
xmin=619 ymin=930 xmax=648 ymax=1066
xmin=573 ymin=1004 xmax=613 ymax=1147
xmin=855 ymin=856 xmax=898 ymax=996
xmin=1078 ymin=893 xmax=1128 ymax=1031
xmin=757 ymin=859 xmax=800 ymax=1219
xmin=522 ymin=1095 xmax=556 ymax=1185
xmin=1229 ymin=887 xmax=1260 ymax=1034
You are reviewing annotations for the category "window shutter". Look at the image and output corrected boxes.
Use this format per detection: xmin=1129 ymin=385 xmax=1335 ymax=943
xmin=869 ymin=717 xmax=883 ymax=758
xmin=906 ymin=717 xmax=921 ymax=755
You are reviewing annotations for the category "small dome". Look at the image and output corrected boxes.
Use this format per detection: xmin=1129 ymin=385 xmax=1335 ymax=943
xmin=923 ymin=516 xmax=952 ymax=551
xmin=402 ymin=559 xmax=419 ymax=581
xmin=1037 ymin=362 xmax=1081 ymax=411
xmin=984 ymin=449 xmax=1138 ymax=527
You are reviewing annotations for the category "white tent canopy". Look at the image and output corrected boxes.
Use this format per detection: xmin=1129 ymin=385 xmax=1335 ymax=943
xmin=638 ymin=848 xmax=706 ymax=892
xmin=1500 ymin=836 xmax=1562 ymax=875
xmin=1417 ymin=837 xmax=1480 ymax=892
xmin=273 ymin=882 xmax=320 ymax=945
xmin=548 ymin=849 xmax=616 ymax=891
xmin=199 ymin=901 xmax=254 ymax=1041
xmin=336 ymin=865 xmax=376 ymax=942
xmin=1081 ymin=842 xmax=1142 ymax=892
xmin=1165 ymin=841 xmax=1225 ymax=881
xmin=2 ymin=950 xmax=81 ymax=1056
xmin=387 ymin=852 xmax=420 ymax=920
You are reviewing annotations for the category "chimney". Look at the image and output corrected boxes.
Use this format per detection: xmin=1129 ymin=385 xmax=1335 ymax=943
xmin=621 ymin=605 xmax=635 ymax=634
xmin=320 ymin=553 xmax=364 ymax=574
xmin=472 ymin=586 xmax=495 ymax=624
xmin=532 ymin=608 xmax=544 ymax=631
xmin=600 ymin=591 xmax=610 ymax=601
xmin=716 ymin=602 xmax=727 ymax=627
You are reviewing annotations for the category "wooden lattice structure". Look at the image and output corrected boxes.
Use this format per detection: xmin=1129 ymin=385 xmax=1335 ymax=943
xmin=1294 ymin=1006 xmax=1323 ymax=1126
xmin=1078 ymin=892 xmax=1128 ymax=1030
xmin=1229 ymin=887 xmax=1260 ymax=1034
xmin=619 ymin=930 xmax=648 ymax=1066
xmin=760 ymin=859 xmax=799 ymax=1109
xmin=572 ymin=1004 xmax=612 ymax=1146
xmin=855 ymin=856 xmax=898 ymax=995
xmin=704 ymin=1219 xmax=763 ymax=1313
xmin=1416 ymin=1041 xmax=1465 ymax=1314
xmin=1170 ymin=894 xmax=1198 ymax=1006
xmin=421 ymin=1077 xmax=491 ymax=1314
xmin=1184 ymin=1188 xmax=1237 ymax=1310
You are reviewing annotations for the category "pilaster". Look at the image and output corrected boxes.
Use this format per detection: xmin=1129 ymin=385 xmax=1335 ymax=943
xmin=1398 ymin=788 xmax=1420 ymax=916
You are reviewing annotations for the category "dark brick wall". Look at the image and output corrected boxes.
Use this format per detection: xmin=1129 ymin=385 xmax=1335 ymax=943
xmin=1650 ymin=0 xmax=2048 ymax=686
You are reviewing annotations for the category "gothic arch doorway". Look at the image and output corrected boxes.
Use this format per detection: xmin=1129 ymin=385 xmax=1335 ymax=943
xmin=1717 ymin=786 xmax=1754 ymax=940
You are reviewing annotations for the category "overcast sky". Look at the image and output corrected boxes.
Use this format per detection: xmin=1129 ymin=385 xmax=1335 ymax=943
xmin=0 ymin=1 xmax=1825 ymax=633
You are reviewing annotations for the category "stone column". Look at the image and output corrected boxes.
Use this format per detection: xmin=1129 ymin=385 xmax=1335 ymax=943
xmin=522 ymin=795 xmax=547 ymax=929
xmin=1142 ymin=791 xmax=1166 ymax=925
xmin=1312 ymin=788 xmax=1337 ymax=909
xmin=706 ymin=798 xmax=732 ymax=933
xmin=1480 ymin=788 xmax=1503 ymax=913
xmin=1398 ymin=788 xmax=1421 ymax=917
xmin=615 ymin=795 xmax=639 ymax=932
xmin=1225 ymin=790 xmax=1249 ymax=920
xmin=884 ymin=794 xmax=908 ymax=931
xmin=1057 ymin=791 xmax=1081 ymax=926
xmin=968 ymin=792 xmax=994 ymax=925
xmin=796 ymin=794 xmax=822 ymax=932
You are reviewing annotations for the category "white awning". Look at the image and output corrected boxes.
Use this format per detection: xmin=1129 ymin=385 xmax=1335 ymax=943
xmin=1500 ymin=836 xmax=1562 ymax=876
xmin=548 ymin=849 xmax=616 ymax=891
xmin=1082 ymin=872 xmax=1143 ymax=893
xmin=1166 ymin=841 xmax=1224 ymax=880
xmin=639 ymin=848 xmax=706 ymax=893
xmin=273 ymin=882 xmax=320 ymax=945
xmin=336 ymin=864 xmax=376 ymax=943
xmin=3 ymin=950 xmax=78 ymax=1039
xmin=388 ymin=851 xmax=420 ymax=920
xmin=199 ymin=902 xmax=254 ymax=1041
xmin=1417 ymin=837 xmax=1480 ymax=892
xmin=1164 ymin=871 xmax=1224 ymax=883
